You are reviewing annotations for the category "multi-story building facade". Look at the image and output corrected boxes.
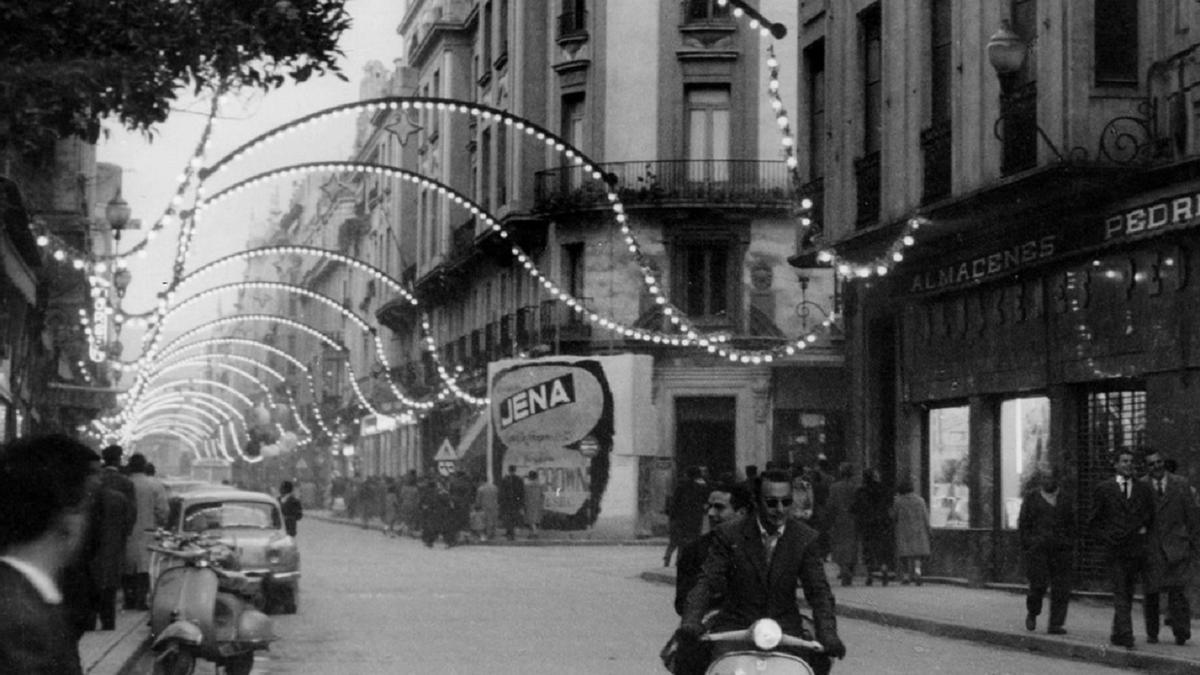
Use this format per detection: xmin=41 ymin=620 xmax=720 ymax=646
xmin=796 ymin=0 xmax=1200 ymax=586
xmin=374 ymin=0 xmax=844 ymax=535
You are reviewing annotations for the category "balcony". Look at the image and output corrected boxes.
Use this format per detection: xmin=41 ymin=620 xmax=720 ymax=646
xmin=500 ymin=313 xmax=514 ymax=356
xmin=539 ymin=298 xmax=591 ymax=344
xmin=516 ymin=305 xmax=539 ymax=349
xmin=534 ymin=160 xmax=791 ymax=213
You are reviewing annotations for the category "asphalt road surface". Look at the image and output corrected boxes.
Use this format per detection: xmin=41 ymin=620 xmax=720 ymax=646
xmin=126 ymin=518 xmax=1130 ymax=674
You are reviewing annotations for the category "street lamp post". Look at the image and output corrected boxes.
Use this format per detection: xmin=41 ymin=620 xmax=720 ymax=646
xmin=104 ymin=190 xmax=131 ymax=241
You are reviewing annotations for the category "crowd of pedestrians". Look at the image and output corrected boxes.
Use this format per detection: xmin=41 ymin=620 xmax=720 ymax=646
xmin=331 ymin=466 xmax=552 ymax=547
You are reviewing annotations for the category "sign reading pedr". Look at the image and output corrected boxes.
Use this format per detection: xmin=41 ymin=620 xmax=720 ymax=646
xmin=497 ymin=374 xmax=576 ymax=430
xmin=1104 ymin=190 xmax=1200 ymax=243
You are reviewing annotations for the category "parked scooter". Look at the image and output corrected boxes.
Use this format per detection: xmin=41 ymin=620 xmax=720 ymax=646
xmin=663 ymin=618 xmax=825 ymax=675
xmin=148 ymin=530 xmax=276 ymax=675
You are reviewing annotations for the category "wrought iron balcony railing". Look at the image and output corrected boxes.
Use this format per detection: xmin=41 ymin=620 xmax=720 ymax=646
xmin=539 ymin=298 xmax=591 ymax=343
xmin=534 ymin=160 xmax=791 ymax=213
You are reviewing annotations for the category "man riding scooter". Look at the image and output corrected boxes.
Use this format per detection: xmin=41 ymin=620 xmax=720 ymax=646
xmin=676 ymin=469 xmax=847 ymax=675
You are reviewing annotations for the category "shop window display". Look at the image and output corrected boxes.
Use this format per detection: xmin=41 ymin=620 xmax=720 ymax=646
xmin=929 ymin=406 xmax=969 ymax=528
xmin=999 ymin=396 xmax=1051 ymax=529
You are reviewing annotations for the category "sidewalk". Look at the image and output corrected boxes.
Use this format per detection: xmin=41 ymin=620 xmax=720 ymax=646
xmin=642 ymin=565 xmax=1200 ymax=673
xmin=307 ymin=509 xmax=668 ymax=546
xmin=77 ymin=607 xmax=149 ymax=675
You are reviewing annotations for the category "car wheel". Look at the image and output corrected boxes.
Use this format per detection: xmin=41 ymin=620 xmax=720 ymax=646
xmin=221 ymin=652 xmax=255 ymax=675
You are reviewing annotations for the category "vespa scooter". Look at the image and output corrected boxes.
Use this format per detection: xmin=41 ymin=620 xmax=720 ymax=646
xmin=701 ymin=618 xmax=825 ymax=675
xmin=148 ymin=530 xmax=276 ymax=675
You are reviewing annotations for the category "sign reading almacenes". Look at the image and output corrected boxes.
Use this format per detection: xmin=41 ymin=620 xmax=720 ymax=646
xmin=907 ymin=188 xmax=1200 ymax=294
xmin=909 ymin=236 xmax=1056 ymax=293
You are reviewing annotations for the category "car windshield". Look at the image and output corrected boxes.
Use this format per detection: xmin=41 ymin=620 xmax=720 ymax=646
xmin=183 ymin=501 xmax=282 ymax=531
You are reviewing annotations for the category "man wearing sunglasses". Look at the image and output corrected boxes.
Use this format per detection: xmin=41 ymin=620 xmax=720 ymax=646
xmin=677 ymin=469 xmax=845 ymax=674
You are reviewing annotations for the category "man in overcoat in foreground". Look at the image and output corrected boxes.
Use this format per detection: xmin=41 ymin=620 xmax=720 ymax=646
xmin=1141 ymin=449 xmax=1199 ymax=645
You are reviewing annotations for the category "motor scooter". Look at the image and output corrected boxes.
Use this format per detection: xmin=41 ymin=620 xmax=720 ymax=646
xmin=148 ymin=530 xmax=276 ymax=675
xmin=662 ymin=618 xmax=825 ymax=675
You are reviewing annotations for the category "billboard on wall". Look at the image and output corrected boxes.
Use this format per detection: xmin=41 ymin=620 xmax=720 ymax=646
xmin=488 ymin=357 xmax=616 ymax=530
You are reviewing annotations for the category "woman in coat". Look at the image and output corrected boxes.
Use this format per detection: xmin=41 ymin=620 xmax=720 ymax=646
xmin=824 ymin=463 xmax=859 ymax=586
xmin=122 ymin=453 xmax=167 ymax=610
xmin=524 ymin=470 xmax=545 ymax=535
xmin=891 ymin=477 xmax=932 ymax=585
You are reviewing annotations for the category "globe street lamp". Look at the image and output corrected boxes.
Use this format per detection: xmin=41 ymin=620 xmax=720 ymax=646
xmin=104 ymin=190 xmax=131 ymax=241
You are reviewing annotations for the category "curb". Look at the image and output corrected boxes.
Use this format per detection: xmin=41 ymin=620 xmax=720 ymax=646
xmin=307 ymin=512 xmax=667 ymax=546
xmin=639 ymin=571 xmax=1199 ymax=674
xmin=88 ymin=618 xmax=149 ymax=675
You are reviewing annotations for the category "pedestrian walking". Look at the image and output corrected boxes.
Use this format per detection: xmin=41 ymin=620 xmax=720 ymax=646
xmin=279 ymin=480 xmax=303 ymax=537
xmin=891 ymin=477 xmax=931 ymax=586
xmin=1088 ymin=448 xmax=1154 ymax=650
xmin=789 ymin=468 xmax=816 ymax=526
xmin=418 ymin=474 xmax=451 ymax=548
xmin=122 ymin=453 xmax=167 ymax=611
xmin=398 ymin=471 xmax=420 ymax=536
xmin=383 ymin=476 xmax=400 ymax=537
xmin=1018 ymin=465 xmax=1074 ymax=635
xmin=499 ymin=465 xmax=526 ymax=541
xmin=0 ymin=434 xmax=99 ymax=674
xmin=524 ymin=470 xmax=545 ymax=536
xmin=1141 ymin=449 xmax=1198 ymax=645
xmin=94 ymin=445 xmax=135 ymax=628
xmin=825 ymin=462 xmax=858 ymax=585
xmin=474 ymin=476 xmax=499 ymax=541
xmin=664 ymin=466 xmax=707 ymax=567
xmin=852 ymin=467 xmax=893 ymax=586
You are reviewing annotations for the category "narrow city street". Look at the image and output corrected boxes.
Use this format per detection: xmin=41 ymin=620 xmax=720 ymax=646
xmin=127 ymin=519 xmax=1130 ymax=674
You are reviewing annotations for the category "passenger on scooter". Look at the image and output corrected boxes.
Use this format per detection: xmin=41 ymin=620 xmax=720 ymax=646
xmin=676 ymin=469 xmax=847 ymax=675
xmin=671 ymin=482 xmax=752 ymax=674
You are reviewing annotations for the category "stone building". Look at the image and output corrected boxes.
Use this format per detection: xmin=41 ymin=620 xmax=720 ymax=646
xmin=794 ymin=0 xmax=1200 ymax=586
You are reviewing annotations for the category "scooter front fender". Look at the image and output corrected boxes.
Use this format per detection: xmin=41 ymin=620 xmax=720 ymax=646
xmin=152 ymin=620 xmax=204 ymax=650
xmin=236 ymin=607 xmax=277 ymax=644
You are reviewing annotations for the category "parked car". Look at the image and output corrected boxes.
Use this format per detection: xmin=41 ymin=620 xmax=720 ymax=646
xmin=156 ymin=487 xmax=300 ymax=614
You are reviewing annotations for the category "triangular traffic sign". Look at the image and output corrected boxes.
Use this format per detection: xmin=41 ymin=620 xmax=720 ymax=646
xmin=433 ymin=438 xmax=457 ymax=462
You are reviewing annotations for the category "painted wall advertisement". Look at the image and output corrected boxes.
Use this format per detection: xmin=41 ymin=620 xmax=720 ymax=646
xmin=489 ymin=354 xmax=654 ymax=532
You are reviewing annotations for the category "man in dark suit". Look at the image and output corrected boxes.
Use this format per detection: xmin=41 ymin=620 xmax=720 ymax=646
xmin=1017 ymin=464 xmax=1074 ymax=634
xmin=0 ymin=434 xmax=99 ymax=674
xmin=1088 ymin=448 xmax=1155 ymax=649
xmin=678 ymin=470 xmax=846 ymax=675
xmin=498 ymin=465 xmax=526 ymax=541
xmin=1142 ymin=449 xmax=1198 ymax=645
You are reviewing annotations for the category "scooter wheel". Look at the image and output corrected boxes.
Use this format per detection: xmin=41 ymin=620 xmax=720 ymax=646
xmin=153 ymin=647 xmax=196 ymax=675
xmin=222 ymin=652 xmax=255 ymax=675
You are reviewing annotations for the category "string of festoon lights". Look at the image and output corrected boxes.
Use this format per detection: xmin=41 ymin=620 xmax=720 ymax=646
xmin=715 ymin=0 xmax=788 ymax=39
xmin=121 ymin=314 xmax=384 ymax=423
xmin=114 ymin=336 xmax=337 ymax=442
xmin=124 ymin=392 xmax=249 ymax=457
xmin=198 ymin=99 xmax=847 ymax=363
xmin=123 ymin=383 xmax=256 ymax=461
xmin=138 ymin=281 xmax=440 ymax=412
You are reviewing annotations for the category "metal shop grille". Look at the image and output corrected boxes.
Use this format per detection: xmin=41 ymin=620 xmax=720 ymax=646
xmin=1074 ymin=387 xmax=1147 ymax=584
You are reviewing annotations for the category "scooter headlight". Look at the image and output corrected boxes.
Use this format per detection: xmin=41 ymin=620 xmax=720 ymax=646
xmin=751 ymin=619 xmax=783 ymax=650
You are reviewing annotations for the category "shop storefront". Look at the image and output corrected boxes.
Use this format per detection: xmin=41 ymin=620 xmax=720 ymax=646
xmin=880 ymin=178 xmax=1200 ymax=588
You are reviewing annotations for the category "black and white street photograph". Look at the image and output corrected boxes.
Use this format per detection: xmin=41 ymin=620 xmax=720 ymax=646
xmin=2 ymin=1 xmax=1200 ymax=674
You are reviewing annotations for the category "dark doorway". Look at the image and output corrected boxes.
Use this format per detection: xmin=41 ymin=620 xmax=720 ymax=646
xmin=868 ymin=316 xmax=897 ymax=490
xmin=675 ymin=396 xmax=737 ymax=480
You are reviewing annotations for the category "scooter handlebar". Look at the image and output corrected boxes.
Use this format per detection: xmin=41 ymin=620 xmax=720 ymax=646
xmin=702 ymin=628 xmax=824 ymax=653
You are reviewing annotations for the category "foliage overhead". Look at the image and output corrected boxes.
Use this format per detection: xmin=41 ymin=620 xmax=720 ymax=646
xmin=0 ymin=0 xmax=352 ymax=151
